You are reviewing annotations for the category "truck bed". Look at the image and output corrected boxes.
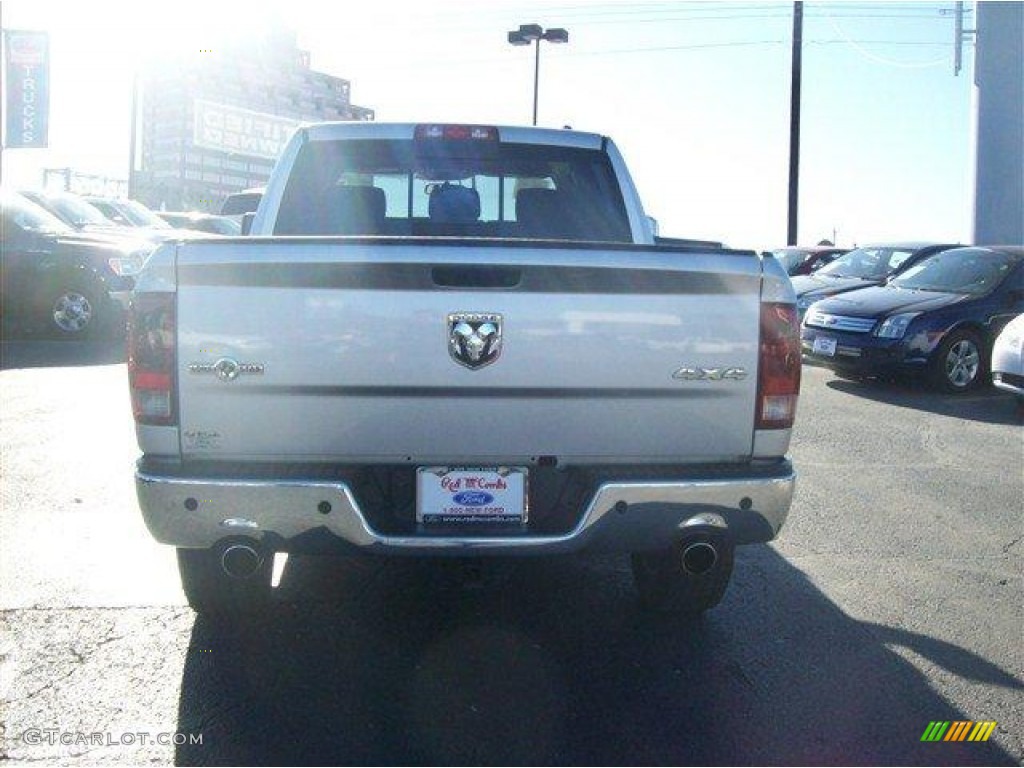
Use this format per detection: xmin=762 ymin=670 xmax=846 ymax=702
xmin=170 ymin=238 xmax=763 ymax=465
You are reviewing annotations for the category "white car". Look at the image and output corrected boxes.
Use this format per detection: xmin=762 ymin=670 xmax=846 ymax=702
xmin=991 ymin=313 xmax=1024 ymax=402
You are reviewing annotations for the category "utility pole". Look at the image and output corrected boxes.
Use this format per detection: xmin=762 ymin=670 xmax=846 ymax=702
xmin=787 ymin=1 xmax=803 ymax=246
xmin=953 ymin=1 xmax=975 ymax=76
xmin=533 ymin=35 xmax=541 ymax=126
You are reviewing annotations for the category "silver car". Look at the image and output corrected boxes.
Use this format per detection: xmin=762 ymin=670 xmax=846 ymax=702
xmin=991 ymin=313 xmax=1024 ymax=402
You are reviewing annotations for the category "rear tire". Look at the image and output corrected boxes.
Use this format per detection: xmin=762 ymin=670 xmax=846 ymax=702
xmin=631 ymin=537 xmax=735 ymax=615
xmin=177 ymin=546 xmax=273 ymax=619
xmin=45 ymin=283 xmax=106 ymax=339
xmin=930 ymin=329 xmax=985 ymax=393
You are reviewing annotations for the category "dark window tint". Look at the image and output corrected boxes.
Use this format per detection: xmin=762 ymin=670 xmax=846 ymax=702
xmin=274 ymin=139 xmax=632 ymax=242
xmin=0 ymin=191 xmax=71 ymax=235
xmin=891 ymin=249 xmax=1022 ymax=296
xmin=818 ymin=246 xmax=919 ymax=280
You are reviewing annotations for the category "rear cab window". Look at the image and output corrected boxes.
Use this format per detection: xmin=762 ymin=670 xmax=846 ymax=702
xmin=273 ymin=137 xmax=632 ymax=242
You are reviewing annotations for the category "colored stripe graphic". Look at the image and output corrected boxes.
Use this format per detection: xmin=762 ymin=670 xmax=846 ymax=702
xmin=952 ymin=721 xmax=973 ymax=741
xmin=969 ymin=722 xmax=997 ymax=742
xmin=922 ymin=720 xmax=996 ymax=742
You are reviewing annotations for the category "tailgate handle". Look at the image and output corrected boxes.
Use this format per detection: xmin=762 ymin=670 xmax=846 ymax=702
xmin=431 ymin=266 xmax=522 ymax=289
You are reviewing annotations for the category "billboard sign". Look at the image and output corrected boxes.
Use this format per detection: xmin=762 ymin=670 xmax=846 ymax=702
xmin=4 ymin=30 xmax=50 ymax=148
xmin=192 ymin=100 xmax=301 ymax=161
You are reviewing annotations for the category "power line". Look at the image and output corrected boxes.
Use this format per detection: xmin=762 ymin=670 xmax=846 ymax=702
xmin=556 ymin=38 xmax=950 ymax=58
xmin=472 ymin=1 xmax=955 ymax=20
xmin=487 ymin=1 xmax=953 ymax=15
xmin=555 ymin=11 xmax=955 ymax=26
xmin=564 ymin=39 xmax=786 ymax=56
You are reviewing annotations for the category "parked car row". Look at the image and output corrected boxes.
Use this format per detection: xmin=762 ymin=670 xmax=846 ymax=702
xmin=0 ymin=190 xmax=237 ymax=338
xmin=799 ymin=245 xmax=1023 ymax=393
xmin=792 ymin=242 xmax=960 ymax=318
xmin=0 ymin=190 xmax=149 ymax=337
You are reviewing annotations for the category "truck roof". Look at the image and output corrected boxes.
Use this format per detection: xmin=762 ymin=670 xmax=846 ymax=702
xmin=301 ymin=122 xmax=606 ymax=151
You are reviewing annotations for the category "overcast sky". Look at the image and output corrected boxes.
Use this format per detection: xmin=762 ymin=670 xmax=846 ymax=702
xmin=2 ymin=0 xmax=976 ymax=248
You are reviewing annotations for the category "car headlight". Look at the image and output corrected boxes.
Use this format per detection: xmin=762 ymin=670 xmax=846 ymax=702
xmin=875 ymin=312 xmax=920 ymax=339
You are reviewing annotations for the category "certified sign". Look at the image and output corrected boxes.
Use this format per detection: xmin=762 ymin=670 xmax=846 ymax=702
xmin=193 ymin=100 xmax=300 ymax=161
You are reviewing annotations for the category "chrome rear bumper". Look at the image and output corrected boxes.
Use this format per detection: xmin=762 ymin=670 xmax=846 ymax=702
xmin=136 ymin=463 xmax=795 ymax=555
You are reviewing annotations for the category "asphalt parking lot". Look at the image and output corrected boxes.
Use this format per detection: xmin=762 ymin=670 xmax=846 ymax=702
xmin=1 ymin=338 xmax=1021 ymax=765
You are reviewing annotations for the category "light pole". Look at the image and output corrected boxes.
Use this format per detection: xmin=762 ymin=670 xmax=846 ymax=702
xmin=507 ymin=24 xmax=569 ymax=126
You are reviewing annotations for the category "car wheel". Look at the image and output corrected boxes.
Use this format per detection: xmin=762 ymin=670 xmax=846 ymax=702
xmin=631 ymin=537 xmax=735 ymax=616
xmin=931 ymin=329 xmax=985 ymax=393
xmin=47 ymin=284 xmax=103 ymax=338
xmin=177 ymin=545 xmax=273 ymax=620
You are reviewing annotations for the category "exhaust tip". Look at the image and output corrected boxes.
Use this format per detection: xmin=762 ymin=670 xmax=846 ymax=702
xmin=221 ymin=543 xmax=263 ymax=580
xmin=681 ymin=541 xmax=718 ymax=575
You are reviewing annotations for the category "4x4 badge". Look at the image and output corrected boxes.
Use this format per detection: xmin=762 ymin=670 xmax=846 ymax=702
xmin=448 ymin=312 xmax=502 ymax=370
xmin=672 ymin=366 xmax=747 ymax=381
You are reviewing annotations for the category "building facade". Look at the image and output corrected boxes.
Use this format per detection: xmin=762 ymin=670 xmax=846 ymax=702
xmin=971 ymin=1 xmax=1023 ymax=244
xmin=135 ymin=29 xmax=373 ymax=212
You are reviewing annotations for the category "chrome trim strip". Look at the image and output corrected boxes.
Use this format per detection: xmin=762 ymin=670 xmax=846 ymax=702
xmin=805 ymin=310 xmax=877 ymax=334
xmin=228 ymin=385 xmax=731 ymax=399
xmin=136 ymin=468 xmax=795 ymax=554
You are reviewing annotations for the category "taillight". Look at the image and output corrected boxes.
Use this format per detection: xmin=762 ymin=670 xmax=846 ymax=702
xmin=128 ymin=293 xmax=176 ymax=426
xmin=414 ymin=124 xmax=499 ymax=141
xmin=757 ymin=302 xmax=801 ymax=429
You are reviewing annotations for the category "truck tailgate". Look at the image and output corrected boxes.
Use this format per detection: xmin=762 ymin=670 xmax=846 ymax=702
xmin=175 ymin=240 xmax=762 ymax=464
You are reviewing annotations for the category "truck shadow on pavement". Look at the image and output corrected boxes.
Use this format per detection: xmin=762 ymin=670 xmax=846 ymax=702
xmin=824 ymin=377 xmax=1023 ymax=426
xmin=0 ymin=338 xmax=126 ymax=370
xmin=174 ymin=547 xmax=1020 ymax=766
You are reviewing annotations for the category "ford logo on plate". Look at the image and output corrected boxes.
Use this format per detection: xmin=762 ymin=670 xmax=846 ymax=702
xmin=453 ymin=491 xmax=494 ymax=506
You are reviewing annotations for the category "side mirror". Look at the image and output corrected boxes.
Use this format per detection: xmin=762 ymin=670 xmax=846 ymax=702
xmin=241 ymin=213 xmax=255 ymax=236
xmin=645 ymin=215 xmax=660 ymax=237
xmin=221 ymin=190 xmax=263 ymax=215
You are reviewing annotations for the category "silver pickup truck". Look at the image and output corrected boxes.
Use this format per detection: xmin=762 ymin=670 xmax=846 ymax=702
xmin=130 ymin=122 xmax=800 ymax=617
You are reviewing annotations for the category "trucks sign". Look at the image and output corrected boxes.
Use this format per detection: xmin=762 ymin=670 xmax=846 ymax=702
xmin=3 ymin=30 xmax=50 ymax=149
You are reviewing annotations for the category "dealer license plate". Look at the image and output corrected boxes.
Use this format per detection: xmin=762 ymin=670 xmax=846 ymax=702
xmin=416 ymin=467 xmax=528 ymax=524
xmin=812 ymin=336 xmax=838 ymax=357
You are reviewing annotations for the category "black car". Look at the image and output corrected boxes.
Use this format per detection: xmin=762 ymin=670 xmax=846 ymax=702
xmin=801 ymin=245 xmax=1024 ymax=392
xmin=1 ymin=190 xmax=147 ymax=337
xmin=20 ymin=189 xmax=198 ymax=248
xmin=20 ymin=189 xmax=132 ymax=235
xmin=793 ymin=242 xmax=959 ymax=319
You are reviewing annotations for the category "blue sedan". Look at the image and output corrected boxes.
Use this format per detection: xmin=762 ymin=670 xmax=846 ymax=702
xmin=801 ymin=246 xmax=1024 ymax=392
xmin=792 ymin=242 xmax=958 ymax=320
